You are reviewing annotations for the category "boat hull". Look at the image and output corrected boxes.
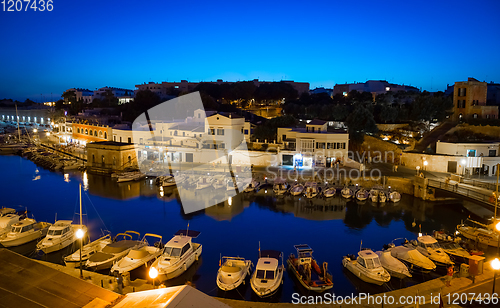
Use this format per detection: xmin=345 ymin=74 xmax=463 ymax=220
xmin=155 ymin=244 xmax=202 ymax=281
xmin=287 ymin=259 xmax=333 ymax=292
xmin=342 ymin=257 xmax=390 ymax=286
xmin=0 ymin=230 xmax=43 ymax=247
xmin=250 ymin=266 xmax=283 ymax=298
xmin=216 ymin=260 xmax=252 ymax=291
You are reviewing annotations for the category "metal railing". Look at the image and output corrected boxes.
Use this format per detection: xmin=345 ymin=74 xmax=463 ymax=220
xmin=463 ymin=179 xmax=498 ymax=192
xmin=428 ymin=179 xmax=494 ymax=206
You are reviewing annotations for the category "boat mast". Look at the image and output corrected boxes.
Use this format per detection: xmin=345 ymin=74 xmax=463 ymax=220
xmin=15 ymin=104 xmax=20 ymax=142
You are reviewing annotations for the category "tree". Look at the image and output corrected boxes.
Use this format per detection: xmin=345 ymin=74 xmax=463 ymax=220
xmin=61 ymin=90 xmax=76 ymax=104
xmin=55 ymin=99 xmax=64 ymax=110
xmin=346 ymin=104 xmax=378 ymax=145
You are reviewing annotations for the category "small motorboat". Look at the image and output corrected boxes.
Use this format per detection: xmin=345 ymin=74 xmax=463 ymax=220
xmin=196 ymin=177 xmax=214 ymax=190
xmin=111 ymin=234 xmax=163 ymax=275
xmin=405 ymin=235 xmax=454 ymax=267
xmin=243 ymin=179 xmax=259 ymax=193
xmin=0 ymin=218 xmax=51 ymax=247
xmin=355 ymin=188 xmax=369 ymax=201
xmin=64 ymin=234 xmax=113 ymax=268
xmin=0 ymin=212 xmax=22 ymax=237
xmin=36 ymin=220 xmax=87 ymax=254
xmin=273 ymin=179 xmax=288 ymax=196
xmin=151 ymin=230 xmax=202 ymax=281
xmin=212 ymin=177 xmax=226 ymax=190
xmin=342 ymin=249 xmax=391 ymax=285
xmin=323 ymin=187 xmax=336 ymax=198
xmin=389 ymin=191 xmax=401 ymax=202
xmin=85 ymin=231 xmax=146 ymax=271
xmin=375 ymin=250 xmax=412 ymax=279
xmin=289 ymin=183 xmax=304 ymax=196
xmin=341 ymin=186 xmax=353 ymax=199
xmin=378 ymin=190 xmax=387 ymax=203
xmin=386 ymin=243 xmax=436 ymax=273
xmin=304 ymin=182 xmax=319 ymax=199
xmin=369 ymin=189 xmax=379 ymax=203
xmin=287 ymin=244 xmax=333 ymax=292
xmin=114 ymin=171 xmax=146 ymax=183
xmin=162 ymin=174 xmax=187 ymax=187
xmin=250 ymin=249 xmax=284 ymax=298
xmin=216 ymin=256 xmax=253 ymax=291
xmin=439 ymin=241 xmax=472 ymax=263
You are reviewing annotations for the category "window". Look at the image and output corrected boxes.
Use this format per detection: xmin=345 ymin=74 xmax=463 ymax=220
xmin=174 ymin=131 xmax=178 ymax=136
xmin=120 ymin=137 xmax=122 ymax=142
xmin=245 ymin=129 xmax=249 ymax=135
xmin=99 ymin=131 xmax=103 ymax=137
xmin=220 ymin=143 xmax=225 ymax=149
xmin=265 ymin=270 xmax=275 ymax=279
xmin=114 ymin=135 xmax=116 ymax=141
xmin=94 ymin=130 xmax=97 ymax=136
xmin=467 ymin=150 xmax=476 ymax=157
xmin=77 ymin=128 xmax=80 ymax=134
xmin=128 ymin=137 xmax=131 ymax=143
xmin=312 ymin=127 xmax=315 ymax=132
xmin=256 ymin=270 xmax=265 ymax=279
xmin=210 ymin=128 xmax=215 ymax=135
xmin=358 ymin=257 xmax=366 ymax=268
xmin=85 ymin=129 xmax=88 ymax=135
xmin=128 ymin=156 xmax=131 ymax=164
xmin=104 ymin=132 xmax=107 ymax=139
xmin=181 ymin=243 xmax=190 ymax=256
xmin=217 ymin=128 xmax=224 ymax=135
xmin=183 ymin=132 xmax=185 ymax=137
xmin=489 ymin=150 xmax=496 ymax=157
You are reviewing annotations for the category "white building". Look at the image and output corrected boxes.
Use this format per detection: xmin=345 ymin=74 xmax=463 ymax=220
xmin=436 ymin=140 xmax=500 ymax=176
xmin=277 ymin=119 xmax=349 ymax=168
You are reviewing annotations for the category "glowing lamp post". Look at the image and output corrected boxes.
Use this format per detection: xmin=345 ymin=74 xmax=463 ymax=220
xmin=76 ymin=228 xmax=85 ymax=278
xmin=497 ymin=221 xmax=500 ymax=254
xmin=423 ymin=160 xmax=428 ymax=171
xmin=492 ymin=258 xmax=500 ymax=295
xmin=149 ymin=266 xmax=158 ymax=288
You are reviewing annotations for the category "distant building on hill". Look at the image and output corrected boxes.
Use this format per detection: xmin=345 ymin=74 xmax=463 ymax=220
xmin=452 ymin=77 xmax=498 ymax=121
xmin=333 ymin=80 xmax=419 ymax=98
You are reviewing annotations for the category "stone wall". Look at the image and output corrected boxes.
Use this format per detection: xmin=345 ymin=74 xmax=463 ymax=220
xmin=360 ymin=135 xmax=403 ymax=164
xmin=376 ymin=123 xmax=410 ymax=131
xmin=445 ymin=123 xmax=500 ymax=139
xmin=401 ymin=152 xmax=462 ymax=173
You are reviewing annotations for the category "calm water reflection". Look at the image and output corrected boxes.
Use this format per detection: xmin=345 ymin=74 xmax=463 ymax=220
xmin=0 ymin=155 xmax=476 ymax=302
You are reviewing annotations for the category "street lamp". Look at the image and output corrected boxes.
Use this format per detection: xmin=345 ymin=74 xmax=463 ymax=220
xmin=149 ymin=266 xmax=158 ymax=288
xmin=76 ymin=228 xmax=85 ymax=279
xmin=423 ymin=160 xmax=428 ymax=171
xmin=491 ymin=258 xmax=500 ymax=295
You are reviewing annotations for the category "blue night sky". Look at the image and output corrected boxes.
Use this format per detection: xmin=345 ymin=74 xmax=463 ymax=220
xmin=1 ymin=0 xmax=500 ymax=101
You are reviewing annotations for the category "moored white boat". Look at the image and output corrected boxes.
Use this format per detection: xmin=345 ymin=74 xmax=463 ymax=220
xmin=369 ymin=189 xmax=379 ymax=203
xmin=64 ymin=234 xmax=113 ymax=268
xmin=342 ymin=249 xmax=391 ymax=285
xmin=273 ymin=179 xmax=288 ymax=195
xmin=375 ymin=250 xmax=412 ymax=279
xmin=323 ymin=187 xmax=336 ymax=198
xmin=405 ymin=235 xmax=454 ymax=267
xmin=243 ymin=179 xmax=259 ymax=193
xmin=111 ymin=233 xmax=163 ymax=275
xmin=0 ymin=218 xmax=51 ymax=247
xmin=341 ymin=187 xmax=353 ymax=199
xmin=250 ymin=250 xmax=284 ymax=298
xmin=114 ymin=171 xmax=146 ymax=183
xmin=36 ymin=220 xmax=87 ymax=254
xmin=151 ymin=230 xmax=202 ymax=281
xmin=356 ymin=188 xmax=369 ymax=201
xmin=0 ymin=212 xmax=22 ymax=237
xmin=456 ymin=219 xmax=500 ymax=247
xmin=378 ymin=190 xmax=387 ymax=203
xmin=216 ymin=256 xmax=253 ymax=291
xmin=389 ymin=191 xmax=401 ymax=202
xmin=386 ymin=243 xmax=436 ymax=273
xmin=304 ymin=182 xmax=318 ymax=199
xmin=289 ymin=183 xmax=304 ymax=196
xmin=85 ymin=231 xmax=146 ymax=271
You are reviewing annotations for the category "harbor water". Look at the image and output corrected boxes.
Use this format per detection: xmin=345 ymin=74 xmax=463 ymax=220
xmin=0 ymin=154 xmax=480 ymax=302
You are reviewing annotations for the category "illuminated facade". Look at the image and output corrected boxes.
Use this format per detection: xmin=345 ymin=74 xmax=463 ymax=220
xmin=452 ymin=78 xmax=498 ymax=120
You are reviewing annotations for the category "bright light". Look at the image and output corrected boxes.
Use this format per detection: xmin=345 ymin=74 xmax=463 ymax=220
xmin=33 ymin=128 xmax=37 ymax=133
xmin=265 ymin=190 xmax=267 ymax=193
xmin=496 ymin=221 xmax=500 ymax=231
xmin=46 ymin=132 xmax=50 ymax=136
xmin=149 ymin=266 xmax=158 ymax=279
xmin=455 ymin=230 xmax=459 ymax=235
xmin=492 ymin=258 xmax=500 ymax=271
xmin=228 ymin=196 xmax=232 ymax=206
xmin=423 ymin=161 xmax=428 ymax=166
xmin=461 ymin=159 xmax=466 ymax=165
xmin=55 ymin=124 xmax=59 ymax=128
xmin=51 ymin=122 xmax=55 ymax=126
xmin=76 ymin=229 xmax=84 ymax=239
xmin=418 ymin=232 xmax=423 ymax=237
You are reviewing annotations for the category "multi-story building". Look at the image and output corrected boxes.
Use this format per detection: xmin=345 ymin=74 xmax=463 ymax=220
xmin=277 ymin=119 xmax=349 ymax=168
xmin=64 ymin=88 xmax=94 ymax=104
xmin=135 ymin=79 xmax=310 ymax=99
xmin=452 ymin=78 xmax=498 ymax=120
xmin=333 ymin=80 xmax=419 ymax=98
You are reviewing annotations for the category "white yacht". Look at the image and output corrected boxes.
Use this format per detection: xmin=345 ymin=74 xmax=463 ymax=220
xmin=111 ymin=234 xmax=163 ymax=275
xmin=406 ymin=235 xmax=454 ymax=267
xmin=0 ymin=218 xmax=51 ymax=247
xmin=64 ymin=234 xmax=113 ymax=268
xmin=456 ymin=219 xmax=500 ymax=247
xmin=375 ymin=250 xmax=412 ymax=279
xmin=36 ymin=220 xmax=87 ymax=254
xmin=342 ymin=249 xmax=391 ymax=285
xmin=250 ymin=250 xmax=284 ymax=298
xmin=304 ymin=182 xmax=318 ymax=199
xmin=289 ymin=183 xmax=304 ymax=196
xmin=0 ymin=212 xmax=22 ymax=237
xmin=151 ymin=230 xmax=202 ymax=281
xmin=216 ymin=256 xmax=253 ymax=291
xmin=85 ymin=231 xmax=146 ymax=271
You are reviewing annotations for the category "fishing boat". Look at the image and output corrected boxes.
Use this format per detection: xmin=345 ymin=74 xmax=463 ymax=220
xmin=369 ymin=189 xmax=379 ymax=203
xmin=250 ymin=249 xmax=284 ymax=298
xmin=0 ymin=212 xmax=22 ymax=237
xmin=342 ymin=249 xmax=391 ymax=285
xmin=456 ymin=219 xmax=500 ymax=247
xmin=375 ymin=250 xmax=412 ymax=279
xmin=304 ymin=182 xmax=319 ymax=199
xmin=405 ymin=235 xmax=454 ymax=267
xmin=287 ymin=244 xmax=333 ymax=292
xmin=216 ymin=256 xmax=253 ymax=291
xmin=243 ymin=179 xmax=259 ymax=193
xmin=341 ymin=186 xmax=353 ymax=199
xmin=114 ymin=171 xmax=146 ymax=183
xmin=389 ymin=191 xmax=401 ymax=202
xmin=151 ymin=230 xmax=202 ymax=281
xmin=111 ymin=234 xmax=163 ymax=275
xmin=289 ymin=183 xmax=304 ymax=196
xmin=385 ymin=243 xmax=436 ymax=273
xmin=64 ymin=234 xmax=113 ymax=268
xmin=36 ymin=220 xmax=87 ymax=254
xmin=196 ymin=177 xmax=214 ymax=190
xmin=378 ymin=190 xmax=387 ymax=203
xmin=85 ymin=231 xmax=146 ymax=271
xmin=323 ymin=187 xmax=336 ymax=198
xmin=273 ymin=179 xmax=288 ymax=196
xmin=0 ymin=218 xmax=51 ymax=247
xmin=355 ymin=188 xmax=369 ymax=201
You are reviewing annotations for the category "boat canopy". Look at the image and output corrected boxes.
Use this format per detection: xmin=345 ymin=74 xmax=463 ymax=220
xmin=418 ymin=235 xmax=438 ymax=244
xmin=175 ymin=230 xmax=201 ymax=238
xmin=358 ymin=249 xmax=379 ymax=260
xmin=294 ymin=244 xmax=313 ymax=257
xmin=260 ymin=250 xmax=282 ymax=260
xmin=127 ymin=249 xmax=149 ymax=259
